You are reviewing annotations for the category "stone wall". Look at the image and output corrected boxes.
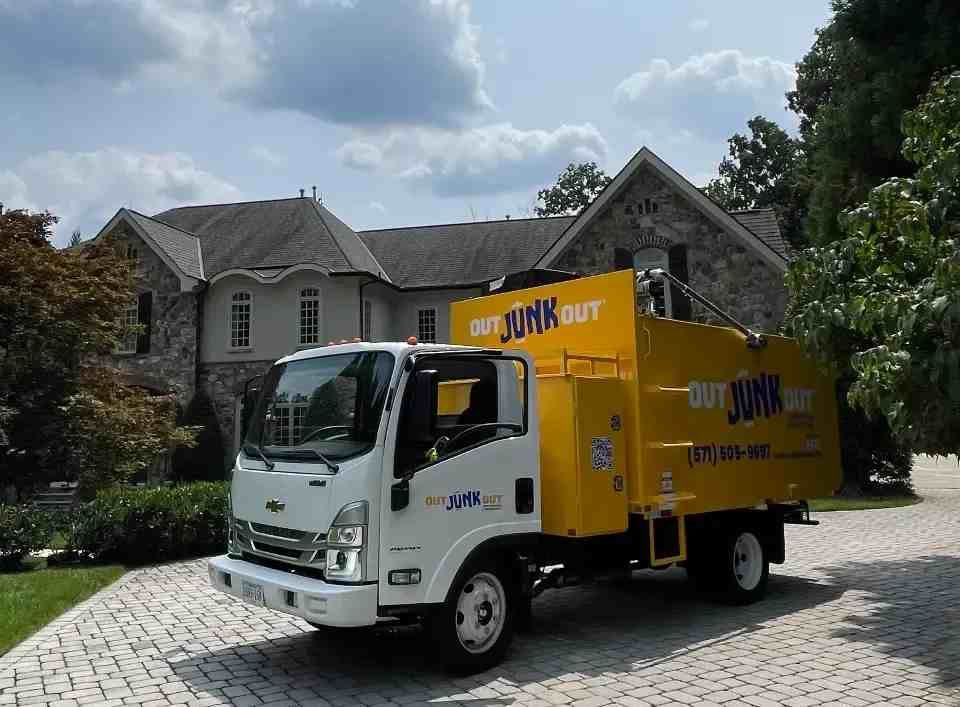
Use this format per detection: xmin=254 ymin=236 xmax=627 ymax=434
xmin=553 ymin=164 xmax=788 ymax=332
xmin=106 ymin=221 xmax=201 ymax=403
xmin=198 ymin=360 xmax=275 ymax=458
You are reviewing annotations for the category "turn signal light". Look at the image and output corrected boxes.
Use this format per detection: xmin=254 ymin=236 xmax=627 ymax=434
xmin=388 ymin=569 xmax=422 ymax=585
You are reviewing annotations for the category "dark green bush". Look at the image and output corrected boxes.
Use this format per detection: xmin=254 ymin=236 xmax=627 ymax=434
xmin=0 ymin=505 xmax=55 ymax=570
xmin=67 ymin=482 xmax=228 ymax=565
xmin=172 ymin=391 xmax=227 ymax=482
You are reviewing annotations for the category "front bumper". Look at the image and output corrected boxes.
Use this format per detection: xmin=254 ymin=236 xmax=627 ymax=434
xmin=207 ymin=555 xmax=378 ymax=627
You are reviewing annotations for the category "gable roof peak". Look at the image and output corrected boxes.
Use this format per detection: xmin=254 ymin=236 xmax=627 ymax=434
xmin=534 ymin=145 xmax=788 ymax=271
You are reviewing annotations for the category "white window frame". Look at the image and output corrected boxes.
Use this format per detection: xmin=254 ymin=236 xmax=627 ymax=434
xmin=298 ymin=286 xmax=322 ymax=346
xmin=362 ymin=299 xmax=373 ymax=341
xmin=229 ymin=290 xmax=253 ymax=350
xmin=418 ymin=307 xmax=437 ymax=343
xmin=634 ymin=248 xmax=672 ymax=318
xmin=117 ymin=299 xmax=140 ymax=354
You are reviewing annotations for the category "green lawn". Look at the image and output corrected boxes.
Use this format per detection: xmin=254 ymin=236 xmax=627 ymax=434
xmin=808 ymin=495 xmax=921 ymax=512
xmin=0 ymin=563 xmax=125 ymax=656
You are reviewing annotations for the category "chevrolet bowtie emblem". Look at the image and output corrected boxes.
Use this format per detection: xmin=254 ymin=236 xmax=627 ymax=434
xmin=265 ymin=498 xmax=286 ymax=513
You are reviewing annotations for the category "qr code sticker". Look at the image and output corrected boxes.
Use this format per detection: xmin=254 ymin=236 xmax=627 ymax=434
xmin=591 ymin=436 xmax=614 ymax=471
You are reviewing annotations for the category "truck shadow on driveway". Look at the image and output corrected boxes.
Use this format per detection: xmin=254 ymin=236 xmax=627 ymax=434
xmin=169 ymin=566 xmax=848 ymax=701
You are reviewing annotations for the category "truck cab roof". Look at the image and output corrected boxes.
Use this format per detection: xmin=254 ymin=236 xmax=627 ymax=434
xmin=276 ymin=341 xmax=486 ymax=366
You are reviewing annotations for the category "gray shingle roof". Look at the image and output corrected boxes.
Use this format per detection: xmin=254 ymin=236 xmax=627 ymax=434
xmin=729 ymin=208 xmax=790 ymax=260
xmin=152 ymin=197 xmax=383 ymax=278
xmin=125 ymin=209 xmax=204 ymax=280
xmin=358 ymin=216 xmax=575 ymax=289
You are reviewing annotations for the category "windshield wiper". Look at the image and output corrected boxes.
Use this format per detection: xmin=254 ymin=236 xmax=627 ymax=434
xmin=278 ymin=448 xmax=340 ymax=473
xmin=243 ymin=443 xmax=275 ymax=470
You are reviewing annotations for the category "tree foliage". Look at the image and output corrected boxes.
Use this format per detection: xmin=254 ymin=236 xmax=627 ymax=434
xmin=535 ymin=162 xmax=612 ymax=217
xmin=788 ymin=0 xmax=960 ymax=243
xmin=0 ymin=209 xmax=194 ymax=496
xmin=172 ymin=390 xmax=225 ymax=482
xmin=703 ymin=116 xmax=808 ymax=246
xmin=787 ymin=72 xmax=960 ymax=457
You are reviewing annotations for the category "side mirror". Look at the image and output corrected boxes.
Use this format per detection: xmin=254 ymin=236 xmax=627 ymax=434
xmin=402 ymin=369 xmax=438 ymax=443
xmin=391 ymin=478 xmax=410 ymax=511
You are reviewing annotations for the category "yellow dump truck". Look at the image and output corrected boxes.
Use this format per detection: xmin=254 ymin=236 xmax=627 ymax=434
xmin=211 ymin=267 xmax=841 ymax=673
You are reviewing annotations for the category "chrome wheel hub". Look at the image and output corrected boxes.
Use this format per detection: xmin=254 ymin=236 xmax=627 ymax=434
xmin=455 ymin=572 xmax=505 ymax=654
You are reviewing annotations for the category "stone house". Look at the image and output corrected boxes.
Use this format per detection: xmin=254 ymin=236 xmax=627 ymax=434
xmin=93 ymin=147 xmax=789 ymax=468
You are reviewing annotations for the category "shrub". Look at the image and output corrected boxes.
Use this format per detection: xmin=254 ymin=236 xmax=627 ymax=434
xmin=0 ymin=505 xmax=55 ymax=570
xmin=67 ymin=482 xmax=228 ymax=565
xmin=172 ymin=391 xmax=226 ymax=482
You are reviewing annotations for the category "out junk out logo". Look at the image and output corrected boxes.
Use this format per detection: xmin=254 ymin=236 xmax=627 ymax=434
xmin=468 ymin=296 xmax=603 ymax=343
xmin=425 ymin=491 xmax=504 ymax=511
xmin=688 ymin=370 xmax=815 ymax=427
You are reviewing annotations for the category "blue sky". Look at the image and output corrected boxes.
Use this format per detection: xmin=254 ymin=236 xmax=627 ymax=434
xmin=0 ymin=0 xmax=831 ymax=245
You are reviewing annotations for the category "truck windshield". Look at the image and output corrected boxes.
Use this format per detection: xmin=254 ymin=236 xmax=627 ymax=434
xmin=243 ymin=351 xmax=394 ymax=466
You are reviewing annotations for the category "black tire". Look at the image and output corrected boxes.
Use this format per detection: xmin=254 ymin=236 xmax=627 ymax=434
xmin=687 ymin=527 xmax=769 ymax=604
xmin=430 ymin=559 xmax=515 ymax=674
xmin=716 ymin=528 xmax=769 ymax=604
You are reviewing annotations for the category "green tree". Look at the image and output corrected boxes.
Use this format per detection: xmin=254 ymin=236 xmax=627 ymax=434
xmin=536 ymin=162 xmax=612 ymax=217
xmin=787 ymin=72 xmax=960 ymax=464
xmin=0 ymin=209 xmax=194 ymax=497
xmin=172 ymin=390 xmax=225 ymax=482
xmin=703 ymin=116 xmax=808 ymax=246
xmin=789 ymin=0 xmax=960 ymax=243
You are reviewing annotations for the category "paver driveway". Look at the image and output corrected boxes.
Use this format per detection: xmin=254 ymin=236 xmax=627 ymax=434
xmin=2 ymin=472 xmax=958 ymax=707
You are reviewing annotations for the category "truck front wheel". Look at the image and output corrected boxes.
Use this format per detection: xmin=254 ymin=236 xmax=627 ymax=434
xmin=431 ymin=561 xmax=515 ymax=673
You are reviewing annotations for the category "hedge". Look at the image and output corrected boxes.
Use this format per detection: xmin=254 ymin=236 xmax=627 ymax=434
xmin=0 ymin=505 xmax=56 ymax=570
xmin=0 ymin=482 xmax=229 ymax=569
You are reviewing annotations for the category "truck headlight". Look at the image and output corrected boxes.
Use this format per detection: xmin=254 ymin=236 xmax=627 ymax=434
xmin=325 ymin=501 xmax=367 ymax=583
xmin=328 ymin=525 xmax=363 ymax=547
xmin=325 ymin=548 xmax=363 ymax=582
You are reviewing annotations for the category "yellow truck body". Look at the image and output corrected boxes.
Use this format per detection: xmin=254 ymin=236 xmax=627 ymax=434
xmin=450 ymin=270 xmax=842 ymax=542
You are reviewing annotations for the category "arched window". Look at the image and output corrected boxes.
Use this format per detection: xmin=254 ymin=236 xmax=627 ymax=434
xmin=634 ymin=248 xmax=672 ymax=317
xmin=230 ymin=291 xmax=252 ymax=349
xmin=299 ymin=287 xmax=321 ymax=345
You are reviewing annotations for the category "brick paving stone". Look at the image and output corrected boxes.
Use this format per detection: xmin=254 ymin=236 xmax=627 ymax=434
xmin=2 ymin=479 xmax=959 ymax=706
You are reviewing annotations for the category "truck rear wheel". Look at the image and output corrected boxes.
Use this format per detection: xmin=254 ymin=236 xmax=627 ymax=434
xmin=719 ymin=529 xmax=769 ymax=604
xmin=431 ymin=560 xmax=515 ymax=674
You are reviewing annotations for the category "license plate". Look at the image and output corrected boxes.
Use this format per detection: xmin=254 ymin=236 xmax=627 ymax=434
xmin=241 ymin=580 xmax=265 ymax=606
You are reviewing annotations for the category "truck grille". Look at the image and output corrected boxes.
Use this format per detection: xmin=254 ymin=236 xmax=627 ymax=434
xmin=235 ymin=519 xmax=327 ymax=569
xmin=249 ymin=522 xmax=307 ymax=540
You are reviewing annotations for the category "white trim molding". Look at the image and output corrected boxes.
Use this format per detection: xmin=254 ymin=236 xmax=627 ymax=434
xmin=208 ymin=263 xmax=333 ymax=286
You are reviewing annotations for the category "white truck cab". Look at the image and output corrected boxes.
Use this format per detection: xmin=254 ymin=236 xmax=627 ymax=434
xmin=209 ymin=341 xmax=540 ymax=672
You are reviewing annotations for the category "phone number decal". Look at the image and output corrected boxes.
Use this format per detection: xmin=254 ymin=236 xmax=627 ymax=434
xmin=688 ymin=443 xmax=772 ymax=468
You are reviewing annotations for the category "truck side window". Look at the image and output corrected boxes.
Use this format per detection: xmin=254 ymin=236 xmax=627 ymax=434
xmin=394 ymin=356 xmax=526 ymax=477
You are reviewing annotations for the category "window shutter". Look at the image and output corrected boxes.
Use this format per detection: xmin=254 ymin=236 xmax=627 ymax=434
xmin=667 ymin=245 xmax=691 ymax=321
xmin=136 ymin=291 xmax=152 ymax=354
xmin=613 ymin=247 xmax=634 ymax=271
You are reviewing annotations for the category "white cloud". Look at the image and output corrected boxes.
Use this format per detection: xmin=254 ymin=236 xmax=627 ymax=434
xmin=368 ymin=201 xmax=387 ymax=214
xmin=0 ymin=147 xmax=240 ymax=244
xmin=0 ymin=0 xmax=491 ymax=127
xmin=337 ymin=122 xmax=607 ymax=196
xmin=337 ymin=141 xmax=384 ymax=171
xmin=614 ymin=50 xmax=797 ymax=139
xmin=249 ymin=145 xmax=287 ymax=169
xmin=688 ymin=18 xmax=710 ymax=32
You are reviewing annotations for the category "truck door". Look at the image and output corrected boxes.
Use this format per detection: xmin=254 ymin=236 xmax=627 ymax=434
xmin=378 ymin=352 xmax=540 ymax=608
